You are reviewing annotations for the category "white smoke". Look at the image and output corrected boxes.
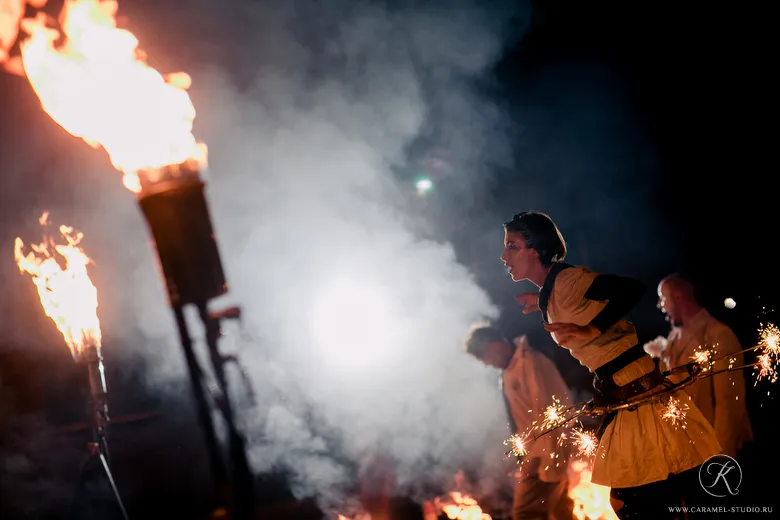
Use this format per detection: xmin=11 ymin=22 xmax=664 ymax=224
xmin=0 ymin=0 xmax=531 ymax=514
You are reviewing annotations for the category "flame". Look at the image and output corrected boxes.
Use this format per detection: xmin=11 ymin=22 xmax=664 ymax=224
xmin=438 ymin=492 xmax=491 ymax=520
xmin=568 ymin=460 xmax=618 ymax=520
xmin=15 ymin=213 xmax=101 ymax=359
xmin=17 ymin=0 xmax=205 ymax=192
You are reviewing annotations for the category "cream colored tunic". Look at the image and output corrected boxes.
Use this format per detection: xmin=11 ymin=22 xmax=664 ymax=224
xmin=547 ymin=266 xmax=721 ymax=488
xmin=660 ymin=309 xmax=753 ymax=458
xmin=503 ymin=336 xmax=572 ymax=482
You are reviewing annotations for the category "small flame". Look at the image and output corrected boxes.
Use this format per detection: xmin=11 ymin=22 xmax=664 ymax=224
xmin=660 ymin=396 xmax=688 ymax=429
xmin=15 ymin=214 xmax=101 ymax=359
xmin=439 ymin=492 xmax=491 ymax=520
xmin=568 ymin=460 xmax=618 ymax=520
xmin=17 ymin=0 xmax=205 ymax=191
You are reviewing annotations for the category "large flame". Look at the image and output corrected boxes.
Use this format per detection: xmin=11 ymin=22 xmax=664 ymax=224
xmin=17 ymin=0 xmax=204 ymax=191
xmin=15 ymin=212 xmax=101 ymax=359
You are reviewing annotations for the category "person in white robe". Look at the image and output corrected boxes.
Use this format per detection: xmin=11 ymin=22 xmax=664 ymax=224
xmin=648 ymin=274 xmax=753 ymax=458
xmin=465 ymin=325 xmax=574 ymax=520
xmin=499 ymin=210 xmax=721 ymax=520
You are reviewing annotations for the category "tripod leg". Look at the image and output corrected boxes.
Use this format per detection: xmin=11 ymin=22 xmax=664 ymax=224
xmin=198 ymin=305 xmax=255 ymax=520
xmin=172 ymin=304 xmax=232 ymax=508
xmin=98 ymin=452 xmax=129 ymax=520
xmin=68 ymin=443 xmax=129 ymax=520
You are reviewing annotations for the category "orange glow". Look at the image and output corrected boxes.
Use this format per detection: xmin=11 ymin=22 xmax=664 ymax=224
xmin=568 ymin=460 xmax=618 ymax=520
xmin=437 ymin=491 xmax=491 ymax=520
xmin=18 ymin=0 xmax=205 ymax=191
xmin=15 ymin=212 xmax=101 ymax=359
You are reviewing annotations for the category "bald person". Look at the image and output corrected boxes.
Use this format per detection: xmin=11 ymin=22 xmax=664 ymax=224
xmin=649 ymin=273 xmax=753 ymax=458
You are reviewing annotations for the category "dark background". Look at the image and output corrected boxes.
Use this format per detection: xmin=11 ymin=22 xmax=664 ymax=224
xmin=1 ymin=0 xmax=776 ymax=519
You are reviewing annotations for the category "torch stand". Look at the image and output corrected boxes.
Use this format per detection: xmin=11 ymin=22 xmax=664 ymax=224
xmin=137 ymin=170 xmax=255 ymax=520
xmin=68 ymin=345 xmax=129 ymax=520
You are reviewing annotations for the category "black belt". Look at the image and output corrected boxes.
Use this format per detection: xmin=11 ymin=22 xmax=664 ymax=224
xmin=598 ymin=368 xmax=665 ymax=405
xmin=593 ymin=343 xmax=648 ymax=394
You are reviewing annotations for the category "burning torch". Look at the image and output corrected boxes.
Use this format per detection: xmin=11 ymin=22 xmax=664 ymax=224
xmin=14 ymin=215 xmax=128 ymax=519
xmin=7 ymin=1 xmax=256 ymax=517
xmin=134 ymin=157 xmax=256 ymax=520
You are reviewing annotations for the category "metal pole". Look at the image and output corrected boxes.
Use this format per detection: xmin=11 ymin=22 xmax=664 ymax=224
xmin=79 ymin=344 xmax=111 ymax=460
xmin=73 ymin=344 xmax=129 ymax=520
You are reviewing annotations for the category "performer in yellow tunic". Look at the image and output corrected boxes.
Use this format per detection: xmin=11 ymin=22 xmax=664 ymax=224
xmin=499 ymin=210 xmax=721 ymax=519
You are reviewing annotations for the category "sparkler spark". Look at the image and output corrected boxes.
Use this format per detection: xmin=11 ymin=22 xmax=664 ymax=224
xmin=541 ymin=395 xmax=569 ymax=431
xmin=504 ymin=433 xmax=528 ymax=458
xmin=753 ymin=323 xmax=780 ymax=384
xmin=660 ymin=396 xmax=688 ymax=429
xmin=504 ymin=322 xmax=780 ymax=456
xmin=14 ymin=214 xmax=101 ymax=359
xmin=571 ymin=428 xmax=599 ymax=459
xmin=759 ymin=323 xmax=780 ymax=356
xmin=691 ymin=347 xmax=715 ymax=372
xmin=755 ymin=354 xmax=778 ymax=384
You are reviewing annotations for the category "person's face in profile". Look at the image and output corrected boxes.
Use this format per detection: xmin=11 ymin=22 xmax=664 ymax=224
xmin=501 ymin=230 xmax=538 ymax=282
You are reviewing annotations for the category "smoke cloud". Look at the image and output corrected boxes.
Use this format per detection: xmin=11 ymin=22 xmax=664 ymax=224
xmin=181 ymin=0 xmax=528 ymax=510
xmin=1 ymin=0 xmax=531 ymax=515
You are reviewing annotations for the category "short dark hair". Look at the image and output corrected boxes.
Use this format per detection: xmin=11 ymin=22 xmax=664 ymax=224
xmin=503 ymin=211 xmax=567 ymax=267
xmin=464 ymin=323 xmax=506 ymax=357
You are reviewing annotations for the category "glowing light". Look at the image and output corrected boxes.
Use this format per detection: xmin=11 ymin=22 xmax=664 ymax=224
xmin=504 ymin=433 xmax=528 ymax=458
xmin=414 ymin=176 xmax=434 ymax=195
xmin=541 ymin=395 xmax=568 ymax=431
xmin=571 ymin=428 xmax=599 ymax=459
xmin=16 ymin=0 xmax=205 ymax=191
xmin=661 ymin=396 xmax=688 ymax=429
xmin=691 ymin=348 xmax=715 ymax=372
xmin=759 ymin=323 xmax=780 ymax=356
xmin=724 ymin=298 xmax=736 ymax=309
xmin=439 ymin=492 xmax=492 ymax=520
xmin=568 ymin=460 xmax=618 ymax=520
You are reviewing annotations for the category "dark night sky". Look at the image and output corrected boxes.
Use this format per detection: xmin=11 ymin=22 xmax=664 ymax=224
xmin=0 ymin=1 xmax=777 ymax=519
xmin=426 ymin=0 xmax=777 ymax=390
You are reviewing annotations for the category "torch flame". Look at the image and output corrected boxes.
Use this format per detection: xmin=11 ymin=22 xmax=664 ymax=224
xmin=17 ymin=0 xmax=205 ymax=191
xmin=15 ymin=213 xmax=101 ymax=359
